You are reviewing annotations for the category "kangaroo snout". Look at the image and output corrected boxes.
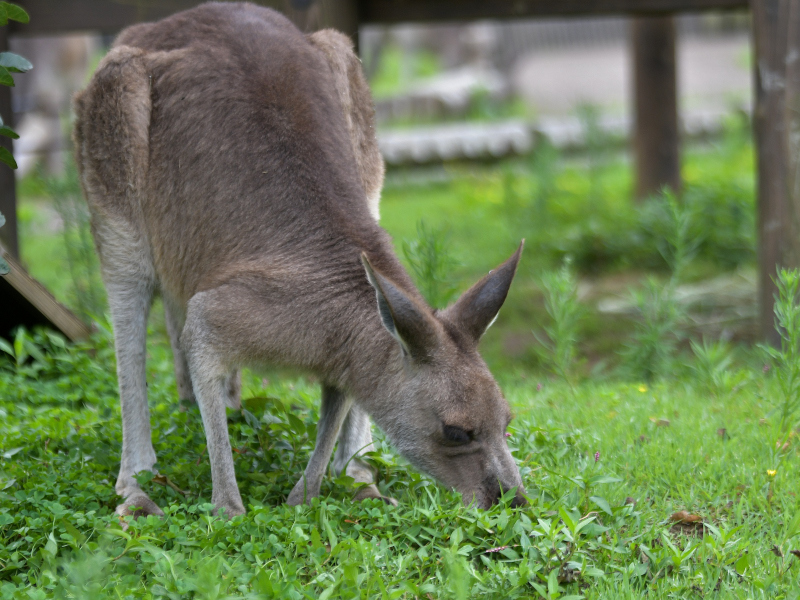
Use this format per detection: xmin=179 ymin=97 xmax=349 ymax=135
xmin=468 ymin=449 xmax=527 ymax=509
xmin=476 ymin=476 xmax=528 ymax=509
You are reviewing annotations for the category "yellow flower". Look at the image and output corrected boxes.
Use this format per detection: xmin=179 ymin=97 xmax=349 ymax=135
xmin=767 ymin=470 xmax=777 ymax=477
xmin=638 ymin=385 xmax=648 ymax=393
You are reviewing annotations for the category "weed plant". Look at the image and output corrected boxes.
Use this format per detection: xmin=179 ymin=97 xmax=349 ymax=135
xmin=622 ymin=193 xmax=697 ymax=381
xmin=43 ymin=162 xmax=105 ymax=322
xmin=761 ymin=268 xmax=800 ymax=433
xmin=689 ymin=338 xmax=736 ymax=399
xmin=535 ymin=259 xmax=583 ymax=387
xmin=402 ymin=220 xmax=459 ymax=309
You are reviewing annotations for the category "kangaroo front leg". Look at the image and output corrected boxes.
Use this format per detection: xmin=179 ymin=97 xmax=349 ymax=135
xmin=287 ymin=386 xmax=351 ymax=506
xmin=108 ymin=280 xmax=163 ymax=518
xmin=183 ymin=296 xmax=245 ymax=517
xmin=184 ymin=358 xmax=246 ymax=517
xmin=333 ymin=404 xmax=398 ymax=506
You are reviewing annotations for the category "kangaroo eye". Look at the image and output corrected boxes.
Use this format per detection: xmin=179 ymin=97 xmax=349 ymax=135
xmin=443 ymin=425 xmax=471 ymax=445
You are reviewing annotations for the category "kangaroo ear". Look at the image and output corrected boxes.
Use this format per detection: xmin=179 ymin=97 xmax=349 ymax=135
xmin=443 ymin=241 xmax=523 ymax=342
xmin=362 ymin=254 xmax=439 ymax=361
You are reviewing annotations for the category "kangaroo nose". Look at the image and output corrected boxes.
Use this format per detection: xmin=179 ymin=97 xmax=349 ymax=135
xmin=510 ymin=491 xmax=527 ymax=508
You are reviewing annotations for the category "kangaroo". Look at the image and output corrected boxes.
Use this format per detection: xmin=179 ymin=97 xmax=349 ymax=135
xmin=73 ymin=2 xmax=525 ymax=518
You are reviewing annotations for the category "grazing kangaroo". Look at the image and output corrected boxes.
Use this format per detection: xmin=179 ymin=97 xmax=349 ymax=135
xmin=74 ymin=2 xmax=525 ymax=517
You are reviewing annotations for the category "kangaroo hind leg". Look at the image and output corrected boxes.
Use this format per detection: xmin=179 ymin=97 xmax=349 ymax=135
xmin=74 ymin=45 xmax=163 ymax=517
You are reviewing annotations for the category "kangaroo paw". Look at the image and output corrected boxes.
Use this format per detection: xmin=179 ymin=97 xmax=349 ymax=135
xmin=354 ymin=484 xmax=398 ymax=506
xmin=212 ymin=500 xmax=246 ymax=518
xmin=287 ymin=477 xmax=317 ymax=506
xmin=116 ymin=492 xmax=165 ymax=519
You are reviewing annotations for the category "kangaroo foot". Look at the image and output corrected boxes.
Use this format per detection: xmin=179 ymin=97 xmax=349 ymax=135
xmin=116 ymin=492 xmax=165 ymax=519
xmin=211 ymin=487 xmax=246 ymax=518
xmin=212 ymin=500 xmax=246 ymax=518
xmin=354 ymin=484 xmax=398 ymax=506
xmin=287 ymin=476 xmax=318 ymax=506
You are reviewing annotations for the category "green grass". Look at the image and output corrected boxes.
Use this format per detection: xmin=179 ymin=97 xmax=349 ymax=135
xmin=1 ymin=327 xmax=799 ymax=598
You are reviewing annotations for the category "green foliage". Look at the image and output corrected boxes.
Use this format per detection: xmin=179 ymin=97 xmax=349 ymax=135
xmin=369 ymin=43 xmax=441 ymax=99
xmin=535 ymin=260 xmax=583 ymax=387
xmin=2 ymin=325 xmax=800 ymax=597
xmin=402 ymin=220 xmax=459 ymax=309
xmin=761 ymin=268 xmax=800 ymax=432
xmin=0 ymin=2 xmax=29 ymax=26
xmin=0 ymin=2 xmax=29 ymax=170
xmin=0 ymin=51 xmax=31 ymax=74
xmin=43 ymin=160 xmax=105 ymax=322
xmin=622 ymin=193 xmax=696 ymax=381
xmin=689 ymin=338 xmax=741 ymax=400
xmin=622 ymin=276 xmax=684 ymax=382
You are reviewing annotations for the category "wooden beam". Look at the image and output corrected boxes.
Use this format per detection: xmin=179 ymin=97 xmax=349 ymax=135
xmin=0 ymin=245 xmax=91 ymax=342
xmin=11 ymin=0 xmax=356 ymax=35
xmin=9 ymin=0 xmax=751 ymax=34
xmin=13 ymin=0 xmax=204 ymax=34
xmin=752 ymin=0 xmax=791 ymax=346
xmin=0 ymin=26 xmax=17 ymax=258
xmin=632 ymin=16 xmax=681 ymax=200
xmin=788 ymin=1 xmax=800 ymax=269
xmin=360 ymin=0 xmax=749 ymax=25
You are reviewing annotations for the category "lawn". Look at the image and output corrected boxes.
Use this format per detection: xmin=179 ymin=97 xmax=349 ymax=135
xmin=3 ymin=117 xmax=800 ymax=598
xmin=1 ymin=327 xmax=799 ymax=598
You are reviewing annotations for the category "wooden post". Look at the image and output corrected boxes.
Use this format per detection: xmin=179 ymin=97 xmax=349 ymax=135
xmin=0 ymin=26 xmax=17 ymax=258
xmin=632 ymin=15 xmax=681 ymax=201
xmin=752 ymin=0 xmax=790 ymax=346
xmin=787 ymin=1 xmax=800 ymax=267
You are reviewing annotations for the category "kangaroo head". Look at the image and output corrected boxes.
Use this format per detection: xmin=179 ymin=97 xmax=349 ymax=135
xmin=361 ymin=243 xmax=526 ymax=509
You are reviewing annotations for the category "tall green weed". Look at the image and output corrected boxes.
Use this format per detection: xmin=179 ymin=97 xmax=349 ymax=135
xmin=761 ymin=268 xmax=800 ymax=432
xmin=622 ymin=192 xmax=697 ymax=381
xmin=402 ymin=220 xmax=459 ymax=309
xmin=535 ymin=260 xmax=583 ymax=387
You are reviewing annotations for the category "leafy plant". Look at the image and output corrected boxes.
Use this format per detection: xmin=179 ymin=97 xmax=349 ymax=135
xmin=689 ymin=337 xmax=736 ymax=399
xmin=535 ymin=259 xmax=583 ymax=387
xmin=0 ymin=2 xmax=31 ymax=170
xmin=622 ymin=192 xmax=696 ymax=381
xmin=402 ymin=220 xmax=459 ymax=309
xmin=623 ymin=276 xmax=684 ymax=382
xmin=44 ymin=161 xmax=105 ymax=321
xmin=761 ymin=268 xmax=800 ymax=432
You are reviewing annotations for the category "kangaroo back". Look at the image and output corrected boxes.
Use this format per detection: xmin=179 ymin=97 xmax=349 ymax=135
xmin=76 ymin=2 xmax=388 ymax=305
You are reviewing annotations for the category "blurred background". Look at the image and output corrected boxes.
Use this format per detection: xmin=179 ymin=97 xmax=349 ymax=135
xmin=4 ymin=6 xmax=762 ymax=379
